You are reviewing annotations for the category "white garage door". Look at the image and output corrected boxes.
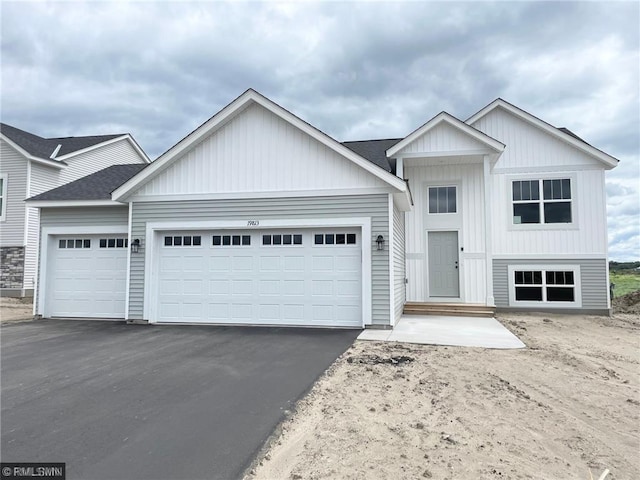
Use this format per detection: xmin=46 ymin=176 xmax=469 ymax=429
xmin=46 ymin=235 xmax=128 ymax=318
xmin=154 ymin=229 xmax=362 ymax=327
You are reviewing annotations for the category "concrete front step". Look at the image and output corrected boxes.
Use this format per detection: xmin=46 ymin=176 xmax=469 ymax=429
xmin=403 ymin=302 xmax=495 ymax=318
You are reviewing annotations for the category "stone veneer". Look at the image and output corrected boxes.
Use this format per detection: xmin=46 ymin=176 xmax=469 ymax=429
xmin=0 ymin=246 xmax=25 ymax=289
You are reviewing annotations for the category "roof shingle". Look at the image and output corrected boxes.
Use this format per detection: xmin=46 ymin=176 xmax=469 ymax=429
xmin=28 ymin=164 xmax=148 ymax=201
xmin=1 ymin=122 xmax=125 ymax=160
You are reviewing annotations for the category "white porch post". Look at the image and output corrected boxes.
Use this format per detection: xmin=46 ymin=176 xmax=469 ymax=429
xmin=396 ymin=156 xmax=403 ymax=179
xmin=483 ymin=155 xmax=495 ymax=306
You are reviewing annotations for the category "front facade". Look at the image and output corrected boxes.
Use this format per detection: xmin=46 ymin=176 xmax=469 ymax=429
xmin=29 ymin=90 xmax=618 ymax=327
xmin=0 ymin=124 xmax=150 ymax=296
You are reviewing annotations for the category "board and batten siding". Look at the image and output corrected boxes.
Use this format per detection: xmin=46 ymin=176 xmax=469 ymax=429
xmin=132 ymin=103 xmax=390 ymax=198
xmin=471 ymin=107 xmax=604 ymax=170
xmin=23 ymin=162 xmax=61 ymax=290
xmin=395 ymin=122 xmax=490 ymax=155
xmin=404 ymin=161 xmax=487 ymax=303
xmin=129 ymin=195 xmax=390 ymax=325
xmin=488 ymin=169 xmax=607 ymax=255
xmin=493 ymin=258 xmax=609 ymax=312
xmin=35 ymin=207 xmax=129 ymax=310
xmin=60 ymin=139 xmax=146 ymax=185
xmin=0 ymin=140 xmax=28 ymax=246
xmin=392 ymin=203 xmax=406 ymax=322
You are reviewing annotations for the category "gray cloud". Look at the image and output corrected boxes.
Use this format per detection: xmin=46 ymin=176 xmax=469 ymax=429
xmin=1 ymin=0 xmax=638 ymax=260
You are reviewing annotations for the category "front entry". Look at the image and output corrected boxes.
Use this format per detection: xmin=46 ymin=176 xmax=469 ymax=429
xmin=428 ymin=231 xmax=459 ymax=297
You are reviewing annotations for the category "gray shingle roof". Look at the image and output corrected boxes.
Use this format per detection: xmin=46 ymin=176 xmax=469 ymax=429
xmin=342 ymin=138 xmax=402 ymax=172
xmin=28 ymin=164 xmax=148 ymax=201
xmin=1 ymin=122 xmax=124 ymax=160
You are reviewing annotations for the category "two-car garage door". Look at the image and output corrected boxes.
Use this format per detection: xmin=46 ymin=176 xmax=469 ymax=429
xmin=153 ymin=228 xmax=362 ymax=327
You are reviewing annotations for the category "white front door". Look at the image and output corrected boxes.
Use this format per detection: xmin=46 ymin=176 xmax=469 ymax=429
xmin=428 ymin=231 xmax=459 ymax=298
xmin=154 ymin=228 xmax=362 ymax=327
xmin=47 ymin=235 xmax=128 ymax=318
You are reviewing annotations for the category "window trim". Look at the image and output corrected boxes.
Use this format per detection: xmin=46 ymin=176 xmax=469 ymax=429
xmin=0 ymin=174 xmax=7 ymax=222
xmin=427 ymin=185 xmax=458 ymax=215
xmin=507 ymin=264 xmax=582 ymax=308
xmin=507 ymin=174 xmax=578 ymax=231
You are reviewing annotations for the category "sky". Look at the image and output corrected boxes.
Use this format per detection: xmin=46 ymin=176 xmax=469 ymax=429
xmin=1 ymin=1 xmax=638 ymax=261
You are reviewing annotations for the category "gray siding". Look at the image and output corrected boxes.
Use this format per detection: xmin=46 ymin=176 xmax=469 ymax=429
xmin=0 ymin=140 xmax=28 ymax=247
xmin=36 ymin=206 xmax=129 ymax=309
xmin=493 ymin=258 xmax=608 ymax=311
xmin=393 ymin=203 xmax=406 ymax=322
xmin=129 ymin=195 xmax=390 ymax=325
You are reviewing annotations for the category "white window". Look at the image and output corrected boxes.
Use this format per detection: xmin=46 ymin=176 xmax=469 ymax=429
xmin=508 ymin=265 xmax=581 ymax=308
xmin=0 ymin=174 xmax=6 ymax=221
xmin=428 ymin=186 xmax=457 ymax=214
xmin=512 ymin=178 xmax=572 ymax=224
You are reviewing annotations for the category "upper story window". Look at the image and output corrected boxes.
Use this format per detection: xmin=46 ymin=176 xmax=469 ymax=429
xmin=0 ymin=175 xmax=6 ymax=221
xmin=428 ymin=186 xmax=457 ymax=214
xmin=512 ymin=178 xmax=572 ymax=224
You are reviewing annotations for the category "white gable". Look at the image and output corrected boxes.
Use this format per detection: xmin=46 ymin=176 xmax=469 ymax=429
xmin=393 ymin=120 xmax=499 ymax=157
xmin=132 ymin=103 xmax=391 ymax=198
xmin=471 ymin=107 xmax=604 ymax=170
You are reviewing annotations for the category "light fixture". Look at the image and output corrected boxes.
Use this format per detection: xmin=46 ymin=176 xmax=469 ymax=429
xmin=131 ymin=238 xmax=141 ymax=253
xmin=376 ymin=235 xmax=385 ymax=251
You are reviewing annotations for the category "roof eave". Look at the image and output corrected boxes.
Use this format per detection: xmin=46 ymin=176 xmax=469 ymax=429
xmin=1 ymin=134 xmax=67 ymax=169
xmin=25 ymin=199 xmax=124 ymax=208
xmin=386 ymin=112 xmax=505 ymax=158
xmin=466 ymin=99 xmax=619 ymax=168
xmin=113 ymin=89 xmax=407 ymax=201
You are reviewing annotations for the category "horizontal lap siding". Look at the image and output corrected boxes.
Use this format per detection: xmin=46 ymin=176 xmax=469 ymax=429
xmin=493 ymin=258 xmax=608 ymax=310
xmin=129 ymin=195 xmax=390 ymax=324
xmin=0 ymin=141 xmax=28 ymax=246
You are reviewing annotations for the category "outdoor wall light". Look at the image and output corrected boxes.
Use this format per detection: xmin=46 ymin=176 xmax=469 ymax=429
xmin=131 ymin=238 xmax=141 ymax=253
xmin=376 ymin=235 xmax=385 ymax=251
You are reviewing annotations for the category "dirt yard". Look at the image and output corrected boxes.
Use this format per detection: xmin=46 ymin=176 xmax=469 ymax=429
xmin=247 ymin=312 xmax=639 ymax=480
xmin=0 ymin=297 xmax=33 ymax=322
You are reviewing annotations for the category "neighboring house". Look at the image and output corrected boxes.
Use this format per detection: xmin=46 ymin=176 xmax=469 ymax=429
xmin=27 ymin=89 xmax=618 ymax=327
xmin=0 ymin=123 xmax=150 ymax=296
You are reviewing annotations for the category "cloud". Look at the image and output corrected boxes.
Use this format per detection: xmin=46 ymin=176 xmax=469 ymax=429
xmin=1 ymin=0 xmax=638 ymax=260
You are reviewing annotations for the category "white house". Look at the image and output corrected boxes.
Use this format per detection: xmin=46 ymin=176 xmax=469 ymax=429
xmin=27 ymin=90 xmax=618 ymax=327
xmin=0 ymin=123 xmax=150 ymax=296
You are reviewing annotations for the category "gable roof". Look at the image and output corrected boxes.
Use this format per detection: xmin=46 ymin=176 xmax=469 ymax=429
xmin=112 ymin=89 xmax=409 ymax=202
xmin=342 ymin=138 xmax=402 ymax=171
xmin=27 ymin=164 xmax=147 ymax=202
xmin=386 ymin=111 xmax=505 ymax=158
xmin=465 ymin=98 xmax=619 ymax=168
xmin=0 ymin=123 xmax=150 ymax=164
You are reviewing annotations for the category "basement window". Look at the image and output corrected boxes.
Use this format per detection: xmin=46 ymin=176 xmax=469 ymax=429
xmin=508 ymin=265 xmax=581 ymax=307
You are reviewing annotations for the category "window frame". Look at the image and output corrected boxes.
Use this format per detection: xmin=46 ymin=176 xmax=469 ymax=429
xmin=508 ymin=174 xmax=577 ymax=230
xmin=427 ymin=185 xmax=458 ymax=215
xmin=507 ymin=264 xmax=582 ymax=308
xmin=0 ymin=174 xmax=7 ymax=222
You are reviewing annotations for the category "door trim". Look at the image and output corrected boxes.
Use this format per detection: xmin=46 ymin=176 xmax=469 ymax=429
xmin=144 ymin=218 xmax=372 ymax=326
xmin=425 ymin=229 xmax=462 ymax=301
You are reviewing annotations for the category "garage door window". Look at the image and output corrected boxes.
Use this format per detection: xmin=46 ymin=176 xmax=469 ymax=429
xmin=212 ymin=235 xmax=250 ymax=246
xmin=100 ymin=238 xmax=129 ymax=248
xmin=262 ymin=234 xmax=303 ymax=246
xmin=59 ymin=239 xmax=91 ymax=249
xmin=164 ymin=235 xmax=202 ymax=247
xmin=314 ymin=233 xmax=357 ymax=245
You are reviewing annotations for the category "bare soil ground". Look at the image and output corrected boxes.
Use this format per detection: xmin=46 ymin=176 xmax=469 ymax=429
xmin=247 ymin=312 xmax=640 ymax=480
xmin=0 ymin=297 xmax=33 ymax=323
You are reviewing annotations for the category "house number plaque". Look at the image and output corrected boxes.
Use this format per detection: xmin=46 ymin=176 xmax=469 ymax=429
xmin=247 ymin=220 xmax=260 ymax=226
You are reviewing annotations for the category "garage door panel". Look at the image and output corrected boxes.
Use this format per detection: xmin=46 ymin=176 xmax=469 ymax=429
xmin=47 ymin=234 xmax=127 ymax=318
xmin=155 ymin=229 xmax=361 ymax=327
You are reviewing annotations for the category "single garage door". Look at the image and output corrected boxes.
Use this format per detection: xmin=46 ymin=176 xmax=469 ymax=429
xmin=155 ymin=228 xmax=362 ymax=327
xmin=46 ymin=235 xmax=128 ymax=318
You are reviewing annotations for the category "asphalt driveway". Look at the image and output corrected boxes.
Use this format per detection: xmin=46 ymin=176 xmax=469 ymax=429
xmin=1 ymin=320 xmax=359 ymax=480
